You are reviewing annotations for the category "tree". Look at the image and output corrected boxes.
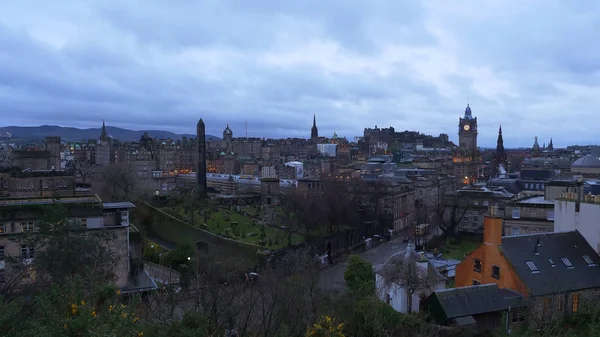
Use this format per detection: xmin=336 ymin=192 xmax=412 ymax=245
xmin=95 ymin=162 xmax=142 ymax=202
xmin=378 ymin=248 xmax=439 ymax=314
xmin=344 ymin=255 xmax=375 ymax=299
xmin=306 ymin=315 xmax=345 ymax=337
xmin=6 ymin=203 xmax=118 ymax=290
xmin=434 ymin=192 xmax=470 ymax=236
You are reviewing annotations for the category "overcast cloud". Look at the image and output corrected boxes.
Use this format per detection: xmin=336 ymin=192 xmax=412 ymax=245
xmin=1 ymin=0 xmax=599 ymax=147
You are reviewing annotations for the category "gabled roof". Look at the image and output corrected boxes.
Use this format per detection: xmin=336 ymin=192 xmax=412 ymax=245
xmin=500 ymin=230 xmax=600 ymax=296
xmin=430 ymin=284 xmax=523 ymax=320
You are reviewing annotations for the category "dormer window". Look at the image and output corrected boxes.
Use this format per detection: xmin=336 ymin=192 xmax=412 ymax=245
xmin=582 ymin=255 xmax=596 ymax=267
xmin=548 ymin=258 xmax=556 ymax=267
xmin=561 ymin=257 xmax=574 ymax=268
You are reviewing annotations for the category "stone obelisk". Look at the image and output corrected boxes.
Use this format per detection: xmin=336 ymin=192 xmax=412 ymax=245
xmin=196 ymin=119 xmax=207 ymax=198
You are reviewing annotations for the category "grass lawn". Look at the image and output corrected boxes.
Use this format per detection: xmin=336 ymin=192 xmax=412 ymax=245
xmin=441 ymin=238 xmax=481 ymax=260
xmin=176 ymin=207 xmax=304 ymax=250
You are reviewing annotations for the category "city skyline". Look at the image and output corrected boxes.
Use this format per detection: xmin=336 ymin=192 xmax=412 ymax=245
xmin=1 ymin=1 xmax=598 ymax=147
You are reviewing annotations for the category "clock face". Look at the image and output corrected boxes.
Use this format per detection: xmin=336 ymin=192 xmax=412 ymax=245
xmin=463 ymin=124 xmax=470 ymax=131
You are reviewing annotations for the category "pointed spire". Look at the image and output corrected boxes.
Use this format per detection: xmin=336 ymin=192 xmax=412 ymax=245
xmin=499 ymin=124 xmax=502 ymax=134
xmin=100 ymin=119 xmax=108 ymax=141
xmin=311 ymin=114 xmax=318 ymax=139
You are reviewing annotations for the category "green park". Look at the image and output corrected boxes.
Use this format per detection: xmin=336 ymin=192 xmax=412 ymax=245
xmin=159 ymin=202 xmax=304 ymax=250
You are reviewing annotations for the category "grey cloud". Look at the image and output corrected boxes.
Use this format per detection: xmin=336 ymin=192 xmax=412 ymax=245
xmin=0 ymin=1 xmax=599 ymax=147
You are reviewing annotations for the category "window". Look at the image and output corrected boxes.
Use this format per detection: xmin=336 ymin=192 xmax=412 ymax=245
xmin=548 ymin=258 xmax=556 ymax=267
xmin=525 ymin=260 xmax=539 ymax=272
xmin=80 ymin=218 xmax=88 ymax=227
xmin=472 ymin=280 xmax=480 ymax=285
xmin=557 ymin=295 xmax=564 ymax=311
xmin=561 ymin=257 xmax=574 ymax=268
xmin=511 ymin=309 xmax=526 ymax=323
xmin=473 ymin=259 xmax=482 ymax=272
xmin=0 ymin=223 xmax=5 ymax=234
xmin=543 ymin=298 xmax=550 ymax=315
xmin=547 ymin=210 xmax=555 ymax=221
xmin=385 ymin=293 xmax=391 ymax=305
xmin=0 ymin=269 xmax=4 ymax=284
xmin=20 ymin=221 xmax=35 ymax=232
xmin=512 ymin=207 xmax=520 ymax=219
xmin=582 ymin=255 xmax=596 ymax=266
xmin=492 ymin=265 xmax=500 ymax=279
xmin=511 ymin=227 xmax=520 ymax=236
xmin=21 ymin=245 xmax=34 ymax=259
xmin=472 ymin=215 xmax=479 ymax=224
xmin=0 ymin=246 xmax=4 ymax=260
xmin=572 ymin=293 xmax=580 ymax=313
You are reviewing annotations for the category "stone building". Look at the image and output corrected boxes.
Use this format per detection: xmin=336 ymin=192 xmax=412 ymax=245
xmin=0 ymin=195 xmax=153 ymax=292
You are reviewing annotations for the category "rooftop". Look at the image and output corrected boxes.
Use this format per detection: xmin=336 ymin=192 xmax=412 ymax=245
xmin=430 ymin=283 xmax=523 ymax=320
xmin=514 ymin=195 xmax=554 ymax=205
xmin=500 ymin=230 xmax=600 ymax=296
xmin=103 ymin=202 xmax=136 ymax=209
xmin=0 ymin=195 xmax=102 ymax=207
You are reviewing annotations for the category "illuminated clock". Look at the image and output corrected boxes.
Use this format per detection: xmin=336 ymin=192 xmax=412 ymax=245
xmin=463 ymin=124 xmax=470 ymax=131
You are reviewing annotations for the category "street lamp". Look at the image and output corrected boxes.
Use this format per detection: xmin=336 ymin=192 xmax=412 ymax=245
xmin=187 ymin=256 xmax=191 ymax=261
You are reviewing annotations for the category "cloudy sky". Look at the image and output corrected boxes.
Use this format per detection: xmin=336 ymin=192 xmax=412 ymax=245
xmin=0 ymin=1 xmax=598 ymax=147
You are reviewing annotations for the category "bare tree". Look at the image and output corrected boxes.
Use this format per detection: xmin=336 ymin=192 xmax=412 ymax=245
xmin=433 ymin=192 xmax=470 ymax=237
xmin=94 ymin=162 xmax=144 ymax=202
xmin=378 ymin=250 xmax=440 ymax=314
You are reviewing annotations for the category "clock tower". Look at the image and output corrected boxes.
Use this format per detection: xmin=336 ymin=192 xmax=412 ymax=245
xmin=458 ymin=104 xmax=478 ymax=158
xmin=453 ymin=104 xmax=481 ymax=185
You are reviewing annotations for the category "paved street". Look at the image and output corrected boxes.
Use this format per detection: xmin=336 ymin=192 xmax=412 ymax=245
xmin=317 ymin=237 xmax=409 ymax=292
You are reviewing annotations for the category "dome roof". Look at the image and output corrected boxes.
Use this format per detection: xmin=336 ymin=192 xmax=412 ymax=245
xmin=572 ymin=154 xmax=600 ymax=169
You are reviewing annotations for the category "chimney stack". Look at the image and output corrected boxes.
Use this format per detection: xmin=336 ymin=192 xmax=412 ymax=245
xmin=484 ymin=205 xmax=504 ymax=245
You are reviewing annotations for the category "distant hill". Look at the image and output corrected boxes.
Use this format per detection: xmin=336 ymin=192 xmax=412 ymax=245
xmin=0 ymin=125 xmax=220 ymax=142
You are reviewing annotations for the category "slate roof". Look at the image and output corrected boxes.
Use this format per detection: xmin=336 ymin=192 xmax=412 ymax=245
xmin=572 ymin=154 xmax=600 ymax=168
xmin=500 ymin=230 xmax=600 ymax=296
xmin=431 ymin=284 xmax=523 ymax=319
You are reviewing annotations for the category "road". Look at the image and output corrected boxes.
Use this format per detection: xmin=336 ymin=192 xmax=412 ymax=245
xmin=317 ymin=237 xmax=409 ymax=292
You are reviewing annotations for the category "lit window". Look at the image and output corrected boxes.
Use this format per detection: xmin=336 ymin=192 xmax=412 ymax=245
xmin=582 ymin=255 xmax=596 ymax=266
xmin=512 ymin=207 xmax=520 ymax=219
xmin=561 ymin=257 xmax=573 ymax=268
xmin=0 ymin=224 xmax=5 ymax=234
xmin=572 ymin=293 xmax=580 ymax=313
xmin=525 ymin=261 xmax=539 ymax=272
xmin=557 ymin=295 xmax=564 ymax=311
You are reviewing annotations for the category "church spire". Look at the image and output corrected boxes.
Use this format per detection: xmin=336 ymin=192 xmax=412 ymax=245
xmin=311 ymin=114 xmax=319 ymax=139
xmin=548 ymin=138 xmax=554 ymax=151
xmin=494 ymin=124 xmax=507 ymax=174
xmin=100 ymin=119 xmax=108 ymax=141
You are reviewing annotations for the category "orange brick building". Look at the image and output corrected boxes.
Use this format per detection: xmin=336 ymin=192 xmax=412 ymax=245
xmin=455 ymin=205 xmax=600 ymax=321
xmin=455 ymin=206 xmax=527 ymax=296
